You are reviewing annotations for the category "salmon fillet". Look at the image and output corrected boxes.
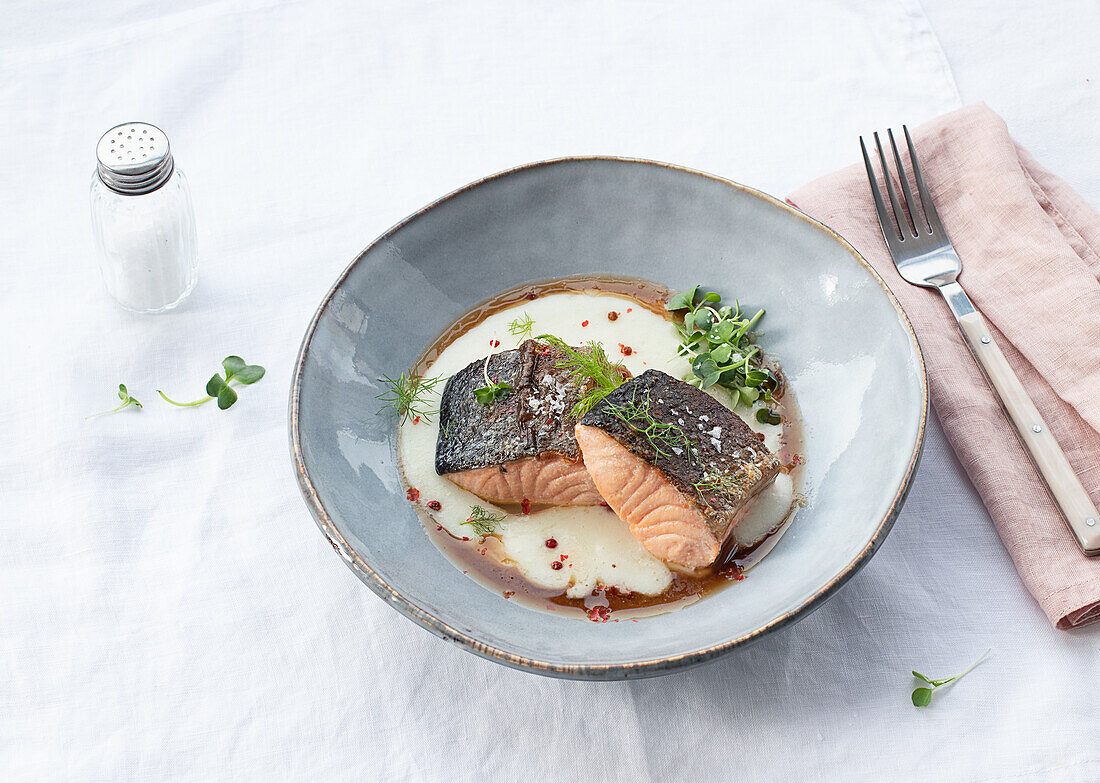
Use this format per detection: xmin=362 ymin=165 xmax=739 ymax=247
xmin=444 ymin=455 xmax=601 ymax=505
xmin=575 ymin=370 xmax=780 ymax=568
xmin=435 ymin=339 xmax=603 ymax=505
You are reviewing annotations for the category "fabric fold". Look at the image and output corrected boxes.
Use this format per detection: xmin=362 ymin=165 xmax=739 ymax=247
xmin=791 ymin=104 xmax=1100 ymax=629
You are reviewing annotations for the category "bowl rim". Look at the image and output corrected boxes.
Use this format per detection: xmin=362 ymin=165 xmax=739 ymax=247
xmin=288 ymin=155 xmax=928 ymax=680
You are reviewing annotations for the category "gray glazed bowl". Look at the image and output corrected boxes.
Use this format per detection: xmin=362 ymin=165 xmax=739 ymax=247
xmin=290 ymin=157 xmax=927 ymax=680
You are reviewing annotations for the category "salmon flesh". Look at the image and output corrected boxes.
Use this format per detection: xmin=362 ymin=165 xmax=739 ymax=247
xmin=575 ymin=370 xmax=780 ymax=568
xmin=435 ymin=339 xmax=602 ymax=505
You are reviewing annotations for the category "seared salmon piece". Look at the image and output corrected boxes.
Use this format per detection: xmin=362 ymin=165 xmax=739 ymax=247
xmin=445 ymin=454 xmax=600 ymax=505
xmin=435 ymin=339 xmax=603 ymax=506
xmin=575 ymin=370 xmax=780 ymax=568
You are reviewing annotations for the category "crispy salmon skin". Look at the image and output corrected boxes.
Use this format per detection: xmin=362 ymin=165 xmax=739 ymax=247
xmin=575 ymin=370 xmax=780 ymax=567
xmin=435 ymin=339 xmax=602 ymax=505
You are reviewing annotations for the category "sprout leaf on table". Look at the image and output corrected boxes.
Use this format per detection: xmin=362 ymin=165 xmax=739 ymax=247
xmin=158 ymin=356 xmax=266 ymax=410
xmin=87 ymin=383 xmax=142 ymax=418
xmin=911 ymin=649 xmax=989 ymax=707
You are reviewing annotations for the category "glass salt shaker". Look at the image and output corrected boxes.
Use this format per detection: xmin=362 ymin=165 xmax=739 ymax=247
xmin=90 ymin=122 xmax=197 ymax=313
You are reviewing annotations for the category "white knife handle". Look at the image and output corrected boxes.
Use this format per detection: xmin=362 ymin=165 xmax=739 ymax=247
xmin=945 ymin=289 xmax=1100 ymax=555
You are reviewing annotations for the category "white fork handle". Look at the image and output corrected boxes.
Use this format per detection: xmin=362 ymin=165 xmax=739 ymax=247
xmin=942 ymin=283 xmax=1100 ymax=554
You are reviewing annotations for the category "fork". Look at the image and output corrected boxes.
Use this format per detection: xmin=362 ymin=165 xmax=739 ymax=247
xmin=861 ymin=126 xmax=1100 ymax=556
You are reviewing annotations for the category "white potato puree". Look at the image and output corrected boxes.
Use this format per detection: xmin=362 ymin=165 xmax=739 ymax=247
xmin=397 ymin=291 xmax=793 ymax=599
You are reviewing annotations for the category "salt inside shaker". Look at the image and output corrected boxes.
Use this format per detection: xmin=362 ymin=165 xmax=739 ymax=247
xmin=90 ymin=122 xmax=197 ymax=313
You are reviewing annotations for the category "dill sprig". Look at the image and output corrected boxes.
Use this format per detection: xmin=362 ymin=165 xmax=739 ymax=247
xmin=691 ymin=466 xmax=762 ymax=504
xmin=376 ymin=372 xmax=444 ymax=424
xmin=508 ymin=312 xmax=534 ymax=339
xmin=463 ymin=505 xmax=506 ymax=537
xmin=602 ymin=389 xmax=694 ymax=461
xmin=535 ymin=334 xmax=629 ymax=418
xmin=692 ymin=471 xmax=746 ymax=495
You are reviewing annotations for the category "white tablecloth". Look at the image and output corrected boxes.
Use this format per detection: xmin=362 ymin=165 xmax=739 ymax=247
xmin=4 ymin=2 xmax=1098 ymax=780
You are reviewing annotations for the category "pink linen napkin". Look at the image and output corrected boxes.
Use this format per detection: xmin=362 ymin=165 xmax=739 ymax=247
xmin=790 ymin=104 xmax=1100 ymax=629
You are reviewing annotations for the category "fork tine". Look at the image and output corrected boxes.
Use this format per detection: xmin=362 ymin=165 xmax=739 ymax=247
xmin=860 ymin=135 xmax=901 ymax=249
xmin=902 ymin=125 xmax=945 ymax=237
xmin=873 ymin=132 xmax=907 ymax=242
xmin=887 ymin=129 xmax=918 ymax=237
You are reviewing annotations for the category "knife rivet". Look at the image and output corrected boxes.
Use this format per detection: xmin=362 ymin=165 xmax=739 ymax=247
xmin=981 ymin=336 xmax=990 ymax=344
xmin=1088 ymin=518 xmax=1097 ymax=527
xmin=1032 ymin=425 xmax=1042 ymax=433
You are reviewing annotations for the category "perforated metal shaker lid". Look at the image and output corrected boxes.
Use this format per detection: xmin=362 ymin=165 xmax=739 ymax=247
xmin=96 ymin=122 xmax=174 ymax=195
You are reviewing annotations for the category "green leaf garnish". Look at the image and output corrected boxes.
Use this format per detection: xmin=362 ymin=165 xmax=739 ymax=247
xmin=86 ymin=383 xmax=143 ymax=419
xmin=910 ymin=650 xmax=989 ymax=707
xmin=508 ymin=312 xmax=535 ymax=339
xmin=206 ymin=374 xmax=226 ymax=397
xmin=463 ymin=505 xmax=506 ymax=537
xmin=473 ymin=355 xmax=513 ymax=406
xmin=223 ymin=356 xmax=266 ymax=385
xmin=376 ymin=372 xmax=443 ymax=424
xmin=232 ymin=365 xmax=265 ymax=385
xmin=755 ymin=408 xmax=781 ymax=426
xmin=670 ymin=285 xmax=779 ymax=421
xmin=911 ymin=688 xmax=933 ymax=707
xmin=157 ymin=355 xmax=266 ymax=410
xmin=474 ymin=383 xmax=512 ymax=405
xmin=666 ymin=285 xmax=700 ymax=311
xmin=535 ymin=334 xmax=629 ymax=418
xmin=215 ymin=381 xmax=238 ymax=410
xmin=221 ymin=355 xmax=246 ymax=377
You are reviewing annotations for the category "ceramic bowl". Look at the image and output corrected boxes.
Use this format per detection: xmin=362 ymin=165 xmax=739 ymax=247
xmin=290 ymin=157 xmax=926 ymax=680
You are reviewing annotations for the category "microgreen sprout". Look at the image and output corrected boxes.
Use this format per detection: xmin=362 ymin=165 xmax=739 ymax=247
xmin=376 ymin=372 xmax=443 ymax=424
xmin=473 ymin=355 xmax=513 ymax=406
xmin=87 ymin=384 xmax=142 ymax=419
xmin=463 ymin=505 xmax=506 ymax=537
xmin=508 ymin=312 xmax=535 ymax=339
xmin=911 ymin=649 xmax=990 ymax=707
xmin=536 ymin=334 xmax=629 ymax=418
xmin=668 ymin=285 xmax=781 ymax=419
xmin=157 ymin=356 xmax=266 ymax=410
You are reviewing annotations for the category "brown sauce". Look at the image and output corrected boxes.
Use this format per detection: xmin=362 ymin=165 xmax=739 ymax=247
xmin=405 ymin=275 xmax=805 ymax=622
